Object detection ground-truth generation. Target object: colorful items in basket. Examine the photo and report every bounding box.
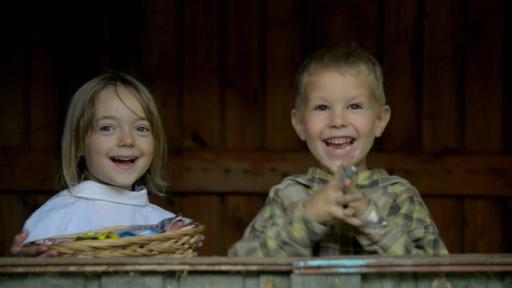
[26,216,191,246]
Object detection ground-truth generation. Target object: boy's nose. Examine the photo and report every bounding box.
[118,131,135,146]
[329,110,347,128]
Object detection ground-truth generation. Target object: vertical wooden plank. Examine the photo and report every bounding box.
[224,0,264,149]
[365,274,417,288]
[306,0,378,54]
[422,0,464,151]
[0,194,35,256]
[382,0,421,152]
[504,1,512,153]
[504,199,512,253]
[0,275,93,288]
[416,274,453,288]
[101,274,163,288]
[464,198,504,253]
[464,0,504,152]
[163,275,179,288]
[142,1,183,151]
[100,1,144,75]
[53,3,109,113]
[292,274,361,288]
[223,195,266,252]
[265,0,304,150]
[423,197,464,253]
[179,194,223,256]
[29,47,58,148]
[183,0,221,149]
[0,48,27,147]
[258,274,291,288]
[179,274,244,288]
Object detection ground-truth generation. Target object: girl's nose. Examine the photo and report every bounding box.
[118,131,135,146]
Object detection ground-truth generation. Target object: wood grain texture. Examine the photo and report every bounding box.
[183,0,222,149]
[142,0,183,151]
[464,198,505,253]
[1,149,510,197]
[224,0,264,149]
[223,194,266,251]
[423,197,463,253]
[382,0,421,152]
[464,0,504,152]
[264,0,304,150]
[423,0,465,151]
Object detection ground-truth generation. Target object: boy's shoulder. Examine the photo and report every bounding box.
[363,168,422,199]
[267,172,311,201]
[267,167,330,203]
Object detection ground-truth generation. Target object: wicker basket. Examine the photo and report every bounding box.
[45,224,204,258]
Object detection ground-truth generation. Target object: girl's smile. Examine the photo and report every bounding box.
[83,85,154,190]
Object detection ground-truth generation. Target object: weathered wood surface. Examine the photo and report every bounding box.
[1,255,511,288]
[1,149,511,196]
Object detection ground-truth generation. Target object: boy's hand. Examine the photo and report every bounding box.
[10,230,58,257]
[304,164,369,226]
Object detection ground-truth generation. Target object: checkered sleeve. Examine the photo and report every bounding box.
[228,180,327,257]
[355,183,449,256]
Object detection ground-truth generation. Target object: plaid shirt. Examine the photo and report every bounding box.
[228,167,448,257]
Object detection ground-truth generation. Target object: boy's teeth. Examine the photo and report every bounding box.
[327,138,350,145]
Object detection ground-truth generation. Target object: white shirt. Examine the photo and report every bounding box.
[23,180,175,243]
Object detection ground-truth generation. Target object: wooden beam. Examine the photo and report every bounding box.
[0,148,511,196]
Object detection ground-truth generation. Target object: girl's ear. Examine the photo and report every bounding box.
[374,105,391,137]
[291,109,306,141]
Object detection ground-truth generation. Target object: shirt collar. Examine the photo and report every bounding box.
[302,166,390,191]
[68,180,149,206]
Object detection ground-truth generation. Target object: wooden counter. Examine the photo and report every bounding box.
[1,254,511,287]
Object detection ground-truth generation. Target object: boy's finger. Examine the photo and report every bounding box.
[339,193,364,205]
[343,207,355,216]
[328,163,345,187]
[345,217,362,227]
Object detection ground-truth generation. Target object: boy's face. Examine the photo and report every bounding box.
[291,70,390,173]
[83,86,155,190]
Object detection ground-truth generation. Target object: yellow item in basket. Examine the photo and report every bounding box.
[76,231,120,240]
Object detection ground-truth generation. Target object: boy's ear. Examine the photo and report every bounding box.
[291,109,306,141]
[374,105,391,137]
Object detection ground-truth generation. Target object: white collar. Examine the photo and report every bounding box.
[68,180,149,206]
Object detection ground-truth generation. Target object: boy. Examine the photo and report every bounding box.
[228,43,448,256]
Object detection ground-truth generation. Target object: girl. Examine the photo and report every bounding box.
[11,72,184,256]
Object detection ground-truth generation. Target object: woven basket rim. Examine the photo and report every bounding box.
[49,224,205,249]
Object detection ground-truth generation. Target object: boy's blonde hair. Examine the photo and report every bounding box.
[294,43,386,112]
[60,72,167,195]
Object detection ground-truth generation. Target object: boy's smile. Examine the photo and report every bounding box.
[292,70,390,173]
[83,86,154,190]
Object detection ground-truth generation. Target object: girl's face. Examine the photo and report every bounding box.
[83,86,154,190]
[292,70,390,173]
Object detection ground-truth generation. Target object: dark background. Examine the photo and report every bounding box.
[0,0,510,256]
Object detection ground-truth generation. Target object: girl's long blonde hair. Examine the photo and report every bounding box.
[60,72,167,195]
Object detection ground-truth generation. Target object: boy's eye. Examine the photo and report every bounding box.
[347,103,363,110]
[313,104,329,111]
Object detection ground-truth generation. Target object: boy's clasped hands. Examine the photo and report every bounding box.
[304,163,367,227]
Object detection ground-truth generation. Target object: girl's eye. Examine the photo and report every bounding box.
[313,104,329,111]
[99,125,115,132]
[136,125,151,133]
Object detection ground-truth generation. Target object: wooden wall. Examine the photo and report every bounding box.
[0,0,510,256]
